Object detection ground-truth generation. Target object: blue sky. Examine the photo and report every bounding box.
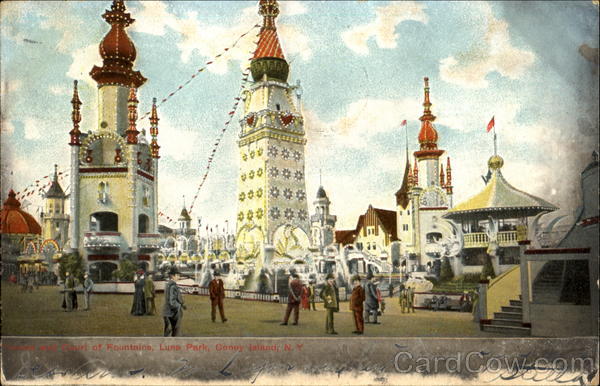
[1,1,598,230]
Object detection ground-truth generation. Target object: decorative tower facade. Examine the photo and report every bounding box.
[42,165,70,250]
[310,186,337,253]
[395,78,455,273]
[236,0,310,266]
[70,0,160,277]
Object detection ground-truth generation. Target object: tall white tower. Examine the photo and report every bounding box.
[236,0,310,266]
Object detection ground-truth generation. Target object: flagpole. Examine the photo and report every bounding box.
[493,120,497,156]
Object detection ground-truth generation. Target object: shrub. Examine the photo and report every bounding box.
[112,258,137,282]
[439,256,454,282]
[481,254,496,280]
[58,252,85,283]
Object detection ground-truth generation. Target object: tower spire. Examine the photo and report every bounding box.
[149,97,160,158]
[413,158,419,186]
[69,80,82,146]
[251,0,288,82]
[440,164,445,187]
[446,157,453,194]
[414,77,444,158]
[126,86,139,144]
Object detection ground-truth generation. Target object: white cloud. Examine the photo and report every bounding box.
[23,117,42,140]
[279,1,308,17]
[49,84,71,96]
[341,2,428,55]
[132,1,311,74]
[439,4,535,89]
[305,97,421,148]
[67,44,102,85]
[39,10,83,53]
[157,116,199,161]
[1,79,22,95]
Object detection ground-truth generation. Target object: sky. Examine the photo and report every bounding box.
[1,0,598,231]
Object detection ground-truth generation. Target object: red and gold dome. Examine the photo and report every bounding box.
[90,1,146,88]
[0,190,42,235]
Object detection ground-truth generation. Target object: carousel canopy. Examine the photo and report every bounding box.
[444,155,558,222]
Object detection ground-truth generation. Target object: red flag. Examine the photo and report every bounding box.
[401,120,407,126]
[486,116,495,132]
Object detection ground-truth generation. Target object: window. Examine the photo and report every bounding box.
[90,212,118,232]
[276,103,281,111]
[138,214,150,234]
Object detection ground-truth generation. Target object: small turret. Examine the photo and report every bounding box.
[69,80,82,146]
[126,86,139,144]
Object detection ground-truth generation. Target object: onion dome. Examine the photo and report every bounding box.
[316,186,328,199]
[45,165,66,199]
[414,77,444,159]
[90,1,146,88]
[251,0,289,82]
[1,190,42,235]
[444,155,558,221]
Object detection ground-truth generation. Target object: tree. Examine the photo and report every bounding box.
[481,254,496,280]
[439,256,454,282]
[58,252,85,283]
[112,258,137,282]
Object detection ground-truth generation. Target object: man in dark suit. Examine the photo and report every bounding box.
[350,275,365,334]
[209,270,227,323]
[320,273,339,334]
[163,267,186,336]
[281,273,302,325]
[364,272,379,324]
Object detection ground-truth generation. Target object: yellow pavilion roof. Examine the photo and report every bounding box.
[445,155,558,221]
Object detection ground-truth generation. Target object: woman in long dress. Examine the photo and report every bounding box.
[131,272,146,316]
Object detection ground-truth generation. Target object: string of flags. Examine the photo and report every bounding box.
[15,171,69,201]
[188,64,253,215]
[186,27,262,215]
[138,24,261,122]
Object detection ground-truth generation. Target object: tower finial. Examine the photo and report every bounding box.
[258,0,280,30]
[420,77,436,122]
[69,80,82,146]
[53,164,58,181]
[126,86,139,144]
[150,97,160,158]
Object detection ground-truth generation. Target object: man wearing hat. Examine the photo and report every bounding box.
[209,270,227,323]
[319,273,339,334]
[364,272,379,324]
[83,272,94,311]
[144,272,156,315]
[350,275,365,334]
[281,273,303,325]
[163,267,186,336]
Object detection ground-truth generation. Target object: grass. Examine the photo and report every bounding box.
[2,284,490,337]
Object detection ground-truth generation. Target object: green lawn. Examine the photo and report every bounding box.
[2,284,489,337]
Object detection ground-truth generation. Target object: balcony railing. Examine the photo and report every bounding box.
[83,231,122,250]
[463,231,519,249]
[138,233,162,249]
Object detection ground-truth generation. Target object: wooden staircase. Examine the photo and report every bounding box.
[482,297,531,336]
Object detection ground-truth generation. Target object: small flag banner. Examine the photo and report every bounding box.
[487,116,495,133]
[401,119,407,126]
[138,24,260,122]
[187,64,254,215]
[15,171,69,201]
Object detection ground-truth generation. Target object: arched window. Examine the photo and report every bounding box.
[98,182,109,204]
[138,214,150,234]
[90,212,118,232]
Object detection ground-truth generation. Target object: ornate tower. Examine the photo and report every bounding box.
[42,165,70,249]
[236,0,310,265]
[70,0,160,276]
[310,186,337,252]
